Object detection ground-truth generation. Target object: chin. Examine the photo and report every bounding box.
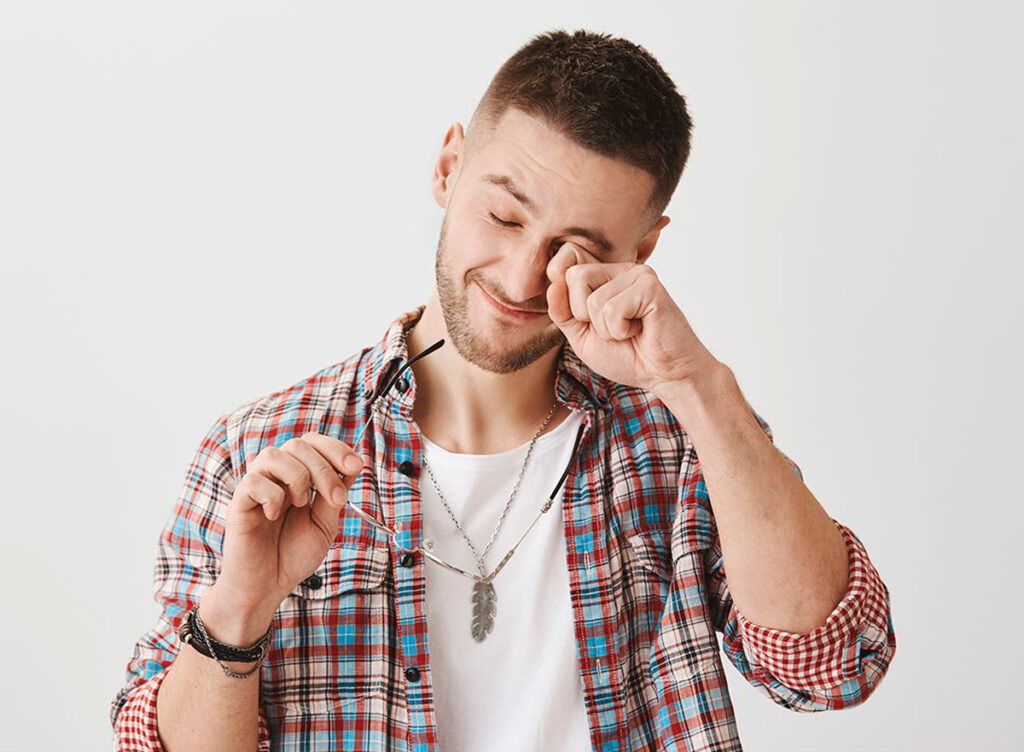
[457,307,564,374]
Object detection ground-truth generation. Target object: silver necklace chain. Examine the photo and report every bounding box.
[422,399,560,569]
[420,399,561,641]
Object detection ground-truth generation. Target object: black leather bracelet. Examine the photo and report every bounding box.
[178,604,272,663]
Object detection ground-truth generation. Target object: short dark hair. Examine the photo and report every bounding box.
[470,29,693,216]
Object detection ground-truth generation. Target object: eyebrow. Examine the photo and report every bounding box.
[480,173,616,256]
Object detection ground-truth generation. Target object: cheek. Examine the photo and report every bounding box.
[447,217,509,273]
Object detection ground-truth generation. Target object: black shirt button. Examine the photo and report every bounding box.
[396,377,409,392]
[398,460,416,477]
[302,573,323,589]
[405,666,421,682]
[399,551,416,568]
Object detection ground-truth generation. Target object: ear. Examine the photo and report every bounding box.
[432,122,465,209]
[635,214,670,265]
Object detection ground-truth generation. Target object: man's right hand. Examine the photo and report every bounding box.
[210,433,366,627]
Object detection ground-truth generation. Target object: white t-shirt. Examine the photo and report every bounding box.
[419,408,593,752]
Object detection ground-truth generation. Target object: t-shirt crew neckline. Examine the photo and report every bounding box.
[419,408,584,470]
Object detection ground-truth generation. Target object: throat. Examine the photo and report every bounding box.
[416,404,570,455]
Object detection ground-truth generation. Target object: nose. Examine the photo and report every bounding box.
[498,238,559,308]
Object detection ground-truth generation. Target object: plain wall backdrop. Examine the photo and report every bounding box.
[1,1,1020,749]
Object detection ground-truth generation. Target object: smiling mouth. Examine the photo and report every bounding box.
[476,282,546,319]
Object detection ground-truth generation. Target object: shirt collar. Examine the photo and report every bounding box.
[360,304,613,414]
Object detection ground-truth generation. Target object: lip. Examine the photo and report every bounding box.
[477,282,546,320]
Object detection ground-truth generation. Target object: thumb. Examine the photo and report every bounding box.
[546,276,587,347]
[546,243,588,346]
[310,453,365,527]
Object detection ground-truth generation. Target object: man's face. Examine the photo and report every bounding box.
[431,107,667,374]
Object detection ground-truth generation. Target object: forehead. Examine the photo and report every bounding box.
[468,108,655,228]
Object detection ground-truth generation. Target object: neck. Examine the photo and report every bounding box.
[404,296,569,455]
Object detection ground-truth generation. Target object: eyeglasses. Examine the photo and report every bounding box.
[331,336,587,585]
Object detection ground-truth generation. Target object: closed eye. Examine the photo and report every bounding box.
[489,212,521,228]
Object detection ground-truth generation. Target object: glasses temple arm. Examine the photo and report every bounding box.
[378,337,445,397]
[547,421,586,498]
[487,421,587,582]
[351,337,445,448]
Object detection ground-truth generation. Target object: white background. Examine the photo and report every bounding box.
[1,2,1020,749]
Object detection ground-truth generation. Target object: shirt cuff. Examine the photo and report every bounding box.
[734,518,890,692]
[112,665,172,751]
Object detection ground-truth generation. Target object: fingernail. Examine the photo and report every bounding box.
[344,455,363,473]
[332,487,346,506]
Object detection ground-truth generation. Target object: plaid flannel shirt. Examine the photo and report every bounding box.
[111,304,896,752]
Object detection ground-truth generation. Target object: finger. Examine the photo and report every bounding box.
[565,263,603,322]
[546,241,582,286]
[556,245,626,323]
[585,265,642,340]
[548,240,631,281]
[569,262,631,331]
[234,471,288,520]
[586,283,612,341]
[602,266,658,340]
[545,273,587,345]
[301,433,365,500]
[546,242,594,342]
[251,445,313,511]
[279,436,354,510]
[299,435,368,532]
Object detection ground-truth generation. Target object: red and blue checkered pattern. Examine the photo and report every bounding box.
[111,305,895,751]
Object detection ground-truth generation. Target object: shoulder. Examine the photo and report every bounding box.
[216,345,375,476]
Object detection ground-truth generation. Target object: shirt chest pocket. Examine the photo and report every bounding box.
[260,534,392,717]
[612,532,673,697]
[622,532,673,640]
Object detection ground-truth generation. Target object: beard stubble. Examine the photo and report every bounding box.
[433,213,566,375]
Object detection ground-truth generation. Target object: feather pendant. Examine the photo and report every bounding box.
[471,580,497,642]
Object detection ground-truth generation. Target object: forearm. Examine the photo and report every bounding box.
[656,363,849,634]
[155,583,277,752]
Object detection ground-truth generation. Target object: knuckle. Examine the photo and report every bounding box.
[294,465,312,489]
[314,460,336,486]
[268,481,286,504]
[236,472,254,492]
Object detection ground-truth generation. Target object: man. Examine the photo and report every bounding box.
[111,28,895,752]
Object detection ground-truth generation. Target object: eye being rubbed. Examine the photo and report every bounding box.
[488,212,520,228]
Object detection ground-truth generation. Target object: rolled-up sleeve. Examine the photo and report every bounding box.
[706,407,897,711]
[112,664,272,752]
[731,519,896,701]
